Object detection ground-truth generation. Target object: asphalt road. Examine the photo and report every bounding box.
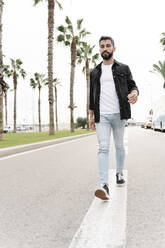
[0,127,164,248]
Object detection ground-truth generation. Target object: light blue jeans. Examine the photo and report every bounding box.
[95,113,126,185]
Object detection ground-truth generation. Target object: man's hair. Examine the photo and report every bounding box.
[99,36,115,47]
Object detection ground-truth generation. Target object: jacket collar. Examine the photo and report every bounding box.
[95,59,120,72]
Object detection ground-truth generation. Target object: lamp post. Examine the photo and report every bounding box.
[147,83,153,121]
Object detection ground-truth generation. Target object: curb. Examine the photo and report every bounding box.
[0,132,96,158]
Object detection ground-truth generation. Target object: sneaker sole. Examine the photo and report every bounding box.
[116,182,126,187]
[94,189,109,200]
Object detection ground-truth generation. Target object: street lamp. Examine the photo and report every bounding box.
[147,83,153,121]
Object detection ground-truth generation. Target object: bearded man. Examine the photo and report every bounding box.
[89,36,139,200]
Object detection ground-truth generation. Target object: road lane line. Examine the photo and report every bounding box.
[69,169,128,248]
[124,128,128,155]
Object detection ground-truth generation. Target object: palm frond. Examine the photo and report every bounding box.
[33,0,43,6]
[65,16,72,25]
[151,61,165,81]
[77,19,83,30]
[77,58,83,64]
[77,48,82,57]
[82,66,86,74]
[55,0,63,9]
[10,58,15,69]
[57,25,65,33]
[160,32,165,51]
[88,45,94,55]
[20,69,26,79]
[57,34,65,42]
[68,24,74,36]
[65,41,70,46]
[66,34,71,40]
[16,59,22,66]
[74,36,79,45]
[53,78,61,85]
[30,78,37,88]
[79,29,90,38]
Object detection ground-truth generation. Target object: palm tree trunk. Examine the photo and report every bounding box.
[0,84,2,138]
[163,81,165,89]
[54,86,58,131]
[48,0,55,135]
[38,87,41,132]
[0,0,4,140]
[86,58,90,130]
[13,71,17,133]
[70,38,76,132]
[4,91,7,125]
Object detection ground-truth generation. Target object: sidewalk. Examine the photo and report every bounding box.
[0,132,96,158]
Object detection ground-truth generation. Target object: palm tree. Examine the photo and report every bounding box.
[0,0,4,140]
[150,61,165,89]
[45,77,61,131]
[34,0,62,136]
[77,42,99,130]
[30,73,47,132]
[160,32,165,51]
[52,78,61,132]
[4,59,26,133]
[57,16,90,132]
[3,82,10,126]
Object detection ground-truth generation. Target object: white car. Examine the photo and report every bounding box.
[3,125,13,133]
[16,126,26,132]
[152,115,165,132]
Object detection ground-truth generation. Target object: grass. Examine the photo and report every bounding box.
[0,129,95,149]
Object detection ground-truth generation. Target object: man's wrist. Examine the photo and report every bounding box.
[131,90,138,96]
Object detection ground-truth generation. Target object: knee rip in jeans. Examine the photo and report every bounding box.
[98,144,109,153]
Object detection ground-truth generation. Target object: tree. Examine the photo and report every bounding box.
[77,42,99,130]
[160,32,165,51]
[34,0,62,135]
[150,61,165,89]
[0,0,4,140]
[3,82,10,126]
[30,73,47,132]
[76,117,87,129]
[57,16,90,132]
[52,78,61,132]
[45,77,61,131]
[4,59,26,133]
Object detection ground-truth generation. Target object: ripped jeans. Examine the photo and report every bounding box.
[95,113,126,185]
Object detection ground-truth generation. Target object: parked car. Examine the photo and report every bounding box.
[144,121,152,129]
[16,126,26,132]
[127,118,136,126]
[3,125,13,133]
[152,115,165,132]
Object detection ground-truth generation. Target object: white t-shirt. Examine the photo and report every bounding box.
[100,63,120,114]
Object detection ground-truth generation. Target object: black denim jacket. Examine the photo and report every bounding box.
[89,59,139,123]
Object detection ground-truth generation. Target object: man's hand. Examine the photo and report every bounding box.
[89,117,96,130]
[127,90,138,104]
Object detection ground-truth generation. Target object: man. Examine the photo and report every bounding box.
[89,36,139,201]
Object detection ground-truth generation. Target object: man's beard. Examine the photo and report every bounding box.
[101,51,113,60]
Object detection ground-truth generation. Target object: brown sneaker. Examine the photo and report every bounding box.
[95,184,110,200]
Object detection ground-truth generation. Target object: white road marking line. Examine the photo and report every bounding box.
[124,128,128,155]
[69,169,128,248]
[0,134,95,161]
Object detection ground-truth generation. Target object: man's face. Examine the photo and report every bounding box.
[99,39,116,60]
